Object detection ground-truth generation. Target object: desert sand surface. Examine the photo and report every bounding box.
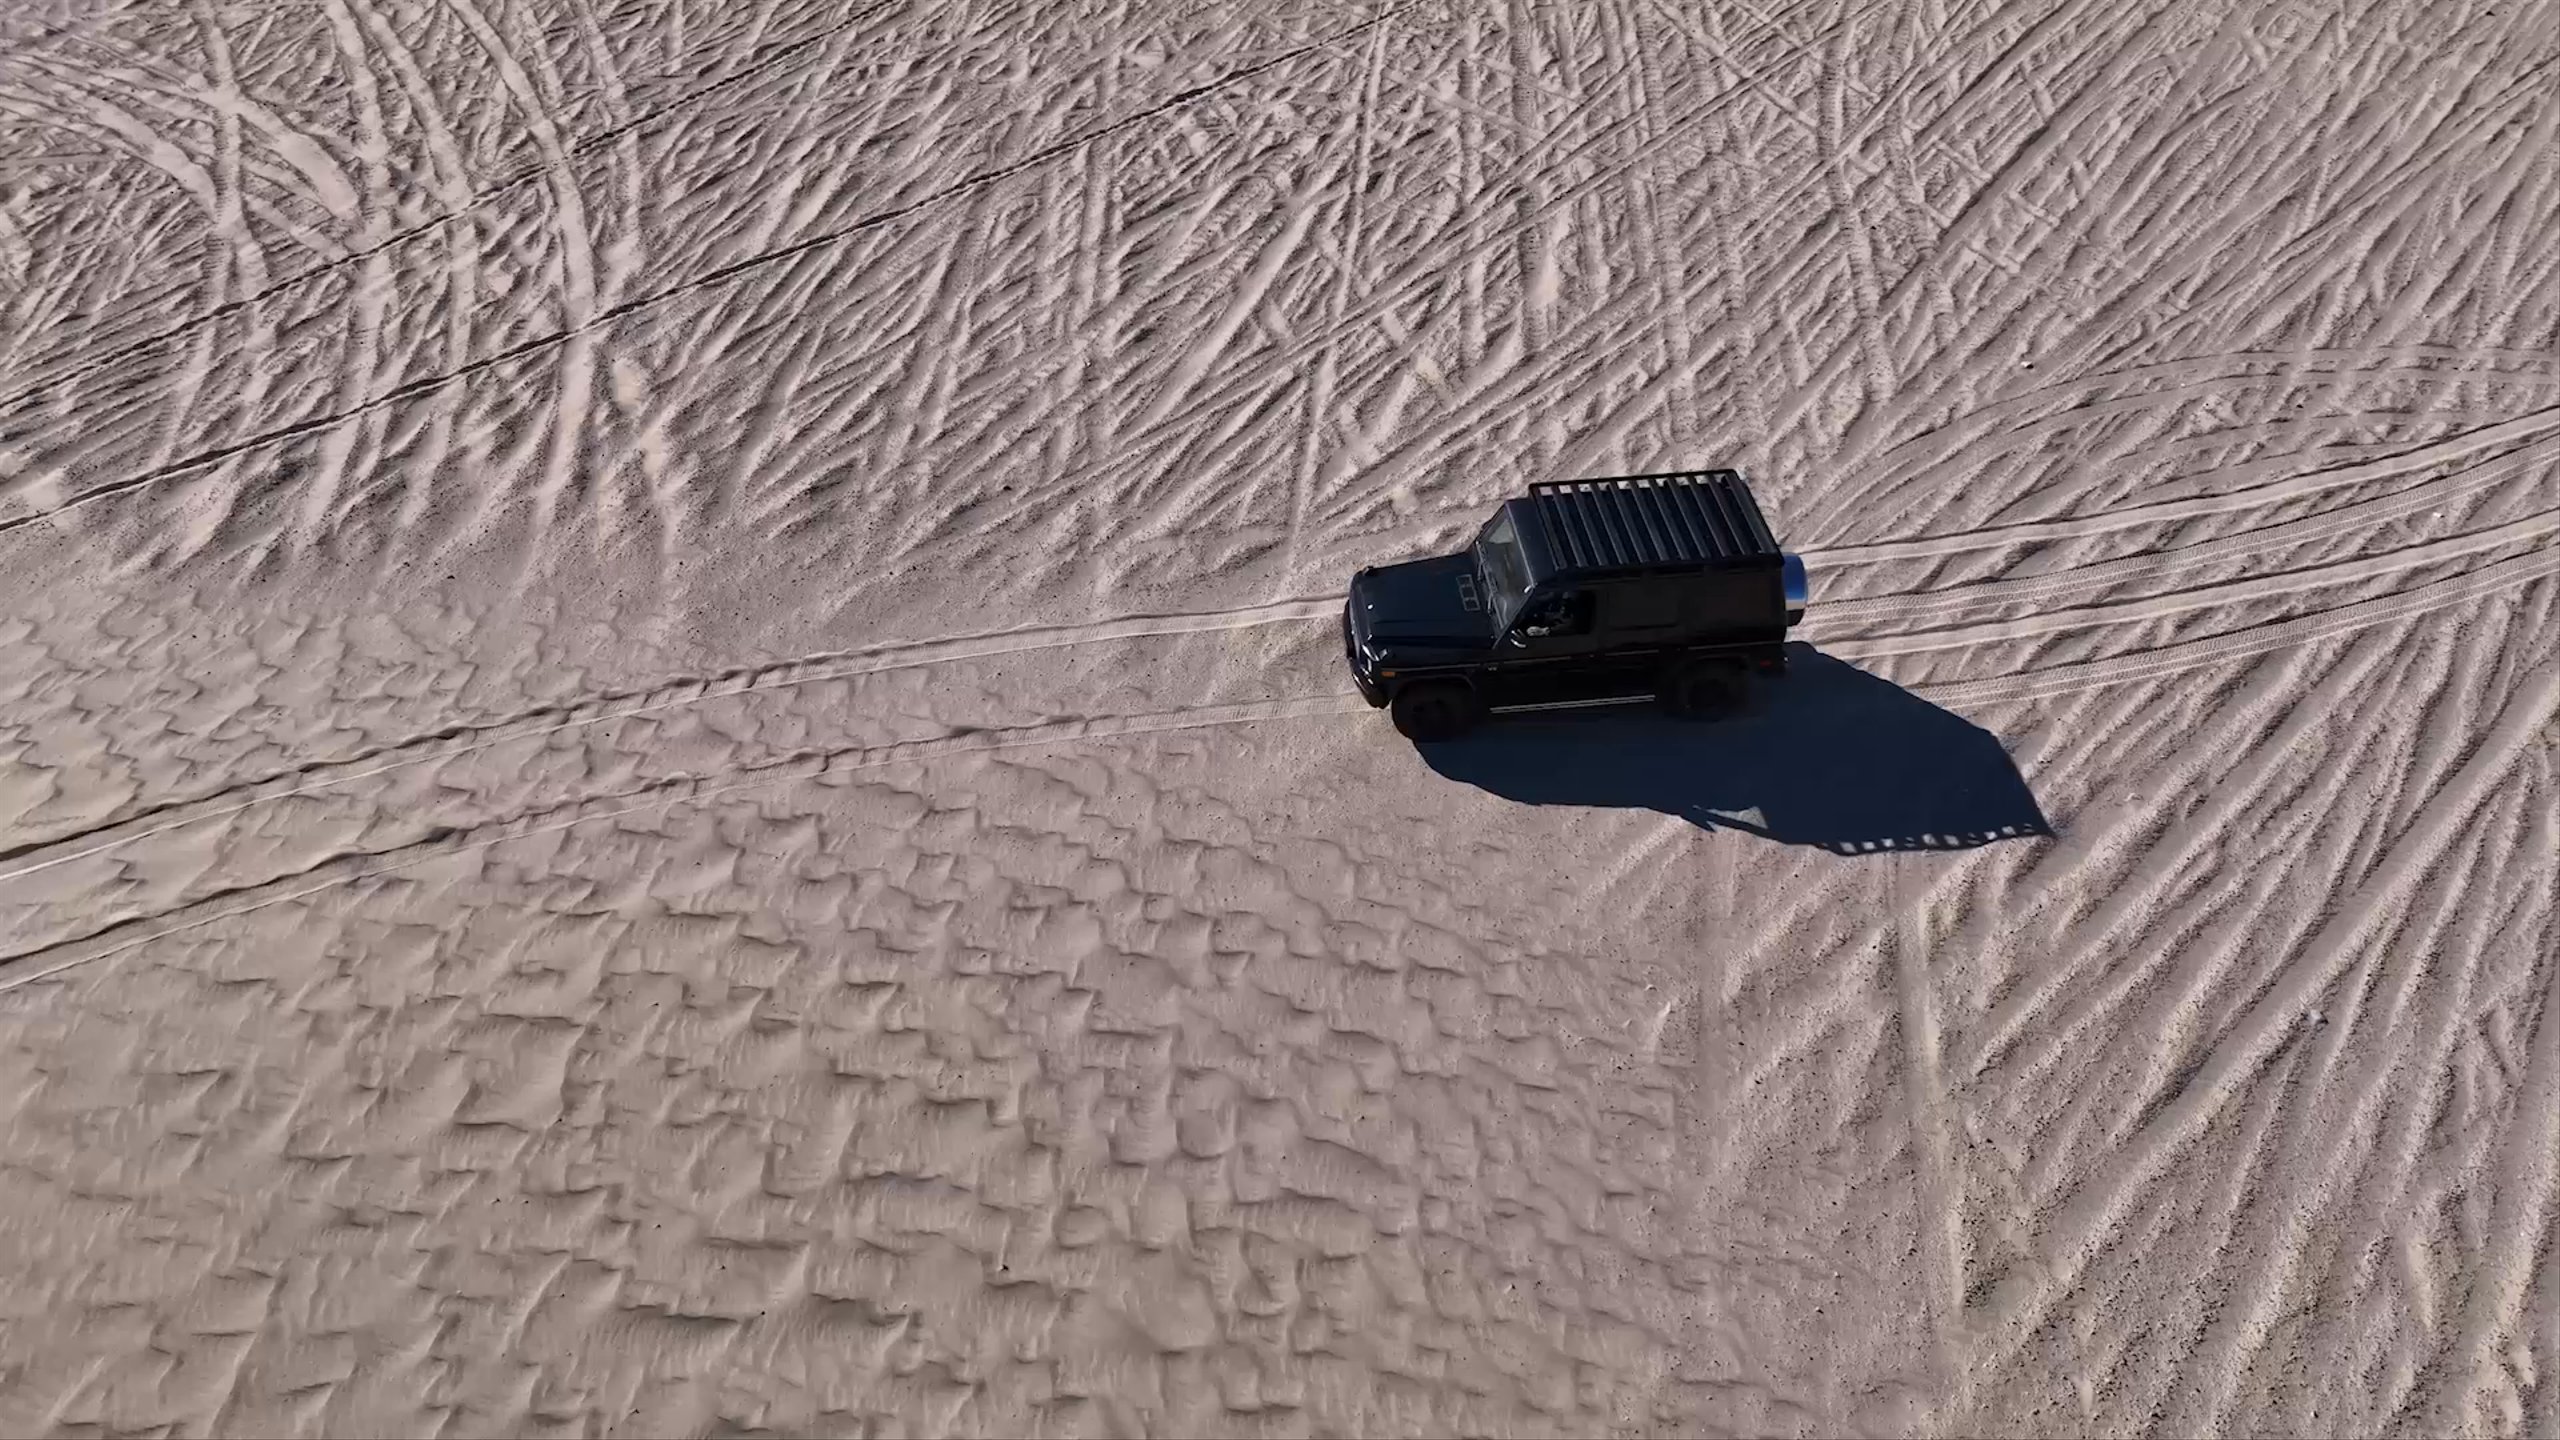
[3,0,2558,1435]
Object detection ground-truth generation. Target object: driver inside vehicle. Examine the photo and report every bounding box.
[1516,591,1587,639]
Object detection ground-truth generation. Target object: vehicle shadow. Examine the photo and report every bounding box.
[1414,645,2052,855]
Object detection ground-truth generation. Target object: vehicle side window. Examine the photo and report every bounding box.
[1604,582,1680,633]
[1684,570,1776,635]
[1514,589,1593,640]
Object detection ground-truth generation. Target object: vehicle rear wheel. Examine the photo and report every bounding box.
[1390,681,1480,742]
[1661,658,1748,720]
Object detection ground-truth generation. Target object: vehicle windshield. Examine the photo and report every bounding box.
[1472,510,1530,627]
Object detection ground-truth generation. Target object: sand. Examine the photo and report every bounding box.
[3,0,2557,1435]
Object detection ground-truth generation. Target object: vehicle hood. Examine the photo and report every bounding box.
[1349,554,1495,651]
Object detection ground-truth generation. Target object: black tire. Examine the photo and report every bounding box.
[1391,681,1480,742]
[1660,658,1748,720]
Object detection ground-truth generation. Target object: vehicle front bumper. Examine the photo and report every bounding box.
[1343,604,1385,707]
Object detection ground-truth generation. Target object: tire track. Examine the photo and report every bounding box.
[1919,541,2560,709]
[2024,637,2440,1150]
[2316,769,2543,1437]
[167,0,286,563]
[0,2,1416,539]
[1812,30,2508,525]
[1281,13,1390,588]
[0,5,119,66]
[1689,6,1777,481]
[1648,0,2042,245]
[437,0,601,559]
[1609,0,1702,449]
[291,0,398,547]
[939,25,1880,546]
[1947,630,2403,1087]
[2,0,1887,563]
[1816,0,1897,421]
[1071,23,1668,533]
[1824,388,2556,572]
[2158,783,2520,1437]
[2130,77,2556,384]
[1827,494,2560,663]
[0,689,1370,992]
[1890,853,1972,1420]
[1827,41,2560,530]
[1823,345,2560,520]
[1726,620,2349,1105]
[16,441,2560,885]
[0,71,350,272]
[2408,863,2560,1437]
[1316,6,2061,494]
[1771,0,2211,479]
[16,39,361,224]
[1966,646,2560,1382]
[1826,456,2560,629]
[1812,405,2560,619]
[1232,64,2105,525]
[1821,0,2280,480]
[338,0,482,540]
[0,0,915,406]
[0,594,1344,880]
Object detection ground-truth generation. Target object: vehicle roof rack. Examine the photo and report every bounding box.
[1524,469,1781,576]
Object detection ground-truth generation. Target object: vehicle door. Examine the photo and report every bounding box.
[1481,586,1607,708]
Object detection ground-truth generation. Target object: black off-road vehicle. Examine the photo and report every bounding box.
[1344,469,1809,741]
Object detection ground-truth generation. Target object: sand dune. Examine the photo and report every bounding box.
[4,0,2557,1435]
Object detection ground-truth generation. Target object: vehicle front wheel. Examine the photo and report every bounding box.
[1660,659,1748,720]
[1390,681,1481,742]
